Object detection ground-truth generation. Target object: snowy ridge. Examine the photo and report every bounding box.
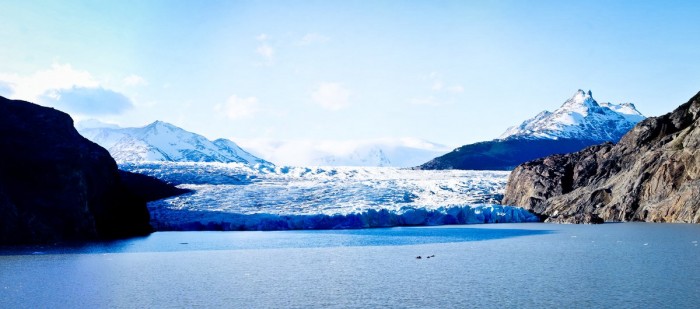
[77,120,272,166]
[499,90,645,141]
[121,162,538,230]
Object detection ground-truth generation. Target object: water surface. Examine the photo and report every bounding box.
[1,223,698,308]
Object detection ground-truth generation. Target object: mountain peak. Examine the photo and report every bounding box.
[562,89,598,109]
[148,120,173,127]
[498,89,645,141]
[77,121,272,166]
[143,120,184,133]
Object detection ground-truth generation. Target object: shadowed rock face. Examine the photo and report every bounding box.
[0,96,165,244]
[503,91,700,223]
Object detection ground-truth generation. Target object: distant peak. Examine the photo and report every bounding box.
[75,119,120,130]
[498,89,645,141]
[562,89,598,109]
[620,102,637,109]
[147,120,175,128]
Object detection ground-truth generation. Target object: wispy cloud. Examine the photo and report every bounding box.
[256,44,274,59]
[297,33,329,46]
[447,85,464,94]
[428,72,463,94]
[215,95,260,119]
[311,82,351,111]
[255,33,275,65]
[123,74,148,87]
[410,96,440,106]
[410,72,464,106]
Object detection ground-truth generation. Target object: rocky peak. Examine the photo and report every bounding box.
[561,89,598,110]
[498,89,645,141]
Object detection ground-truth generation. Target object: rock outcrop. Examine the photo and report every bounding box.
[0,96,182,244]
[503,91,700,223]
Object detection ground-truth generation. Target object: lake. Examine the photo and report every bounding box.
[1,223,698,308]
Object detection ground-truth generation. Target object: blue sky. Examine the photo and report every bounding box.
[1,0,699,148]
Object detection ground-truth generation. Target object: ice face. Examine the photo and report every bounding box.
[122,162,539,230]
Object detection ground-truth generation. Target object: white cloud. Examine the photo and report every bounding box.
[256,44,274,59]
[311,82,351,111]
[40,86,133,116]
[123,74,148,87]
[0,63,134,116]
[0,63,98,101]
[410,96,440,106]
[255,33,275,65]
[216,95,260,119]
[448,85,464,94]
[409,72,464,106]
[298,33,329,45]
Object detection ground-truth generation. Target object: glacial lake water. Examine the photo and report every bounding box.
[1,223,699,308]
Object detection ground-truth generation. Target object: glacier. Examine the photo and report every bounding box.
[121,162,539,231]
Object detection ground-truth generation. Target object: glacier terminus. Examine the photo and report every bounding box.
[122,162,538,231]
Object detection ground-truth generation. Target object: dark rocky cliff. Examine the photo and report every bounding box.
[0,96,183,244]
[503,92,700,223]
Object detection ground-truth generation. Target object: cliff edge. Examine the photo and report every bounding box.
[0,96,158,244]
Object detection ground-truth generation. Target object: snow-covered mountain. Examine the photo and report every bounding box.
[499,89,644,141]
[419,89,646,170]
[77,120,272,166]
[238,138,451,167]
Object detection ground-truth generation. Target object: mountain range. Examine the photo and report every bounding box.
[78,89,643,170]
[418,89,645,170]
[77,120,272,166]
[238,138,450,167]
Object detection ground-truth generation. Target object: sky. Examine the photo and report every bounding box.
[1,0,699,150]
